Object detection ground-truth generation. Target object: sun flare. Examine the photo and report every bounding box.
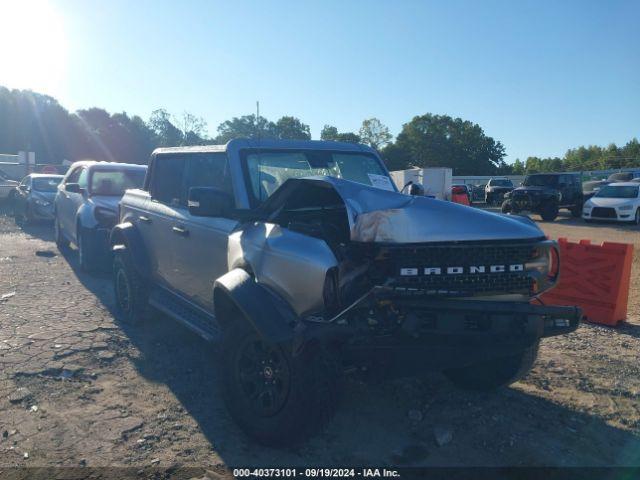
[0,0,67,95]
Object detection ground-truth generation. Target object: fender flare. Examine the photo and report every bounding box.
[213,268,295,344]
[110,222,151,279]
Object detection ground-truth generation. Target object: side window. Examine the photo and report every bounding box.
[183,153,233,198]
[77,168,88,189]
[150,156,186,206]
[66,167,82,184]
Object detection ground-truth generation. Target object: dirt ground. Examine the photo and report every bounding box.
[0,206,639,473]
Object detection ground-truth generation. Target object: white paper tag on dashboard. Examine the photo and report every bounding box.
[367,173,395,191]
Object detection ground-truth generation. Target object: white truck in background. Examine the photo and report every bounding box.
[390,167,452,200]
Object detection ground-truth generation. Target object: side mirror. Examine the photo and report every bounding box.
[408,183,425,196]
[65,183,83,194]
[19,185,29,192]
[188,187,234,218]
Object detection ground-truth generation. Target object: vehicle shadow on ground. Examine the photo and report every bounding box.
[615,321,640,339]
[60,249,640,467]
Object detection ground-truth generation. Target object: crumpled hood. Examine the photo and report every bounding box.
[89,195,120,212]
[267,176,545,243]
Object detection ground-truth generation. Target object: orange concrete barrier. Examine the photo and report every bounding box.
[451,186,470,206]
[538,238,633,326]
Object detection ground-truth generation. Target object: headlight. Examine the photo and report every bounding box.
[94,207,117,227]
[619,204,634,211]
[34,199,50,207]
[526,243,558,294]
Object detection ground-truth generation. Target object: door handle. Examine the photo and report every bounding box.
[172,225,189,237]
[138,215,151,224]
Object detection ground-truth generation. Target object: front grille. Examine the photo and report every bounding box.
[381,243,536,297]
[591,207,617,219]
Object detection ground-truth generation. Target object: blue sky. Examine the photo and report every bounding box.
[3,0,639,161]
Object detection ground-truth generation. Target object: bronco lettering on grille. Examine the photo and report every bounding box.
[399,264,524,276]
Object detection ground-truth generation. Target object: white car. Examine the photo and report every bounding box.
[582,182,640,224]
[54,161,147,271]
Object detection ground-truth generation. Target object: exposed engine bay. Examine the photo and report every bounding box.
[233,177,555,327]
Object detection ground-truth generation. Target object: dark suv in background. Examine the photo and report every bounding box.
[501,173,583,221]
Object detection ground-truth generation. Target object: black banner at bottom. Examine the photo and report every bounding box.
[1,467,639,480]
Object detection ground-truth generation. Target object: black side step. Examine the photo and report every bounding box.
[149,288,220,342]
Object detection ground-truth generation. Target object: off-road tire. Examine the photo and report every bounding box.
[113,249,149,325]
[77,226,100,272]
[220,320,340,446]
[501,200,512,214]
[54,218,70,250]
[570,205,582,218]
[444,341,540,391]
[540,202,559,221]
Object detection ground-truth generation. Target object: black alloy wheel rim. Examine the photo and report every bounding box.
[235,336,290,417]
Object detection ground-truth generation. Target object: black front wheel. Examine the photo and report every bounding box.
[540,203,559,221]
[54,218,70,250]
[501,200,512,214]
[12,200,23,223]
[635,209,640,226]
[444,342,539,391]
[77,226,100,272]
[113,249,149,324]
[221,320,339,446]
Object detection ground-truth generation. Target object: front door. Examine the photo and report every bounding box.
[144,155,187,292]
[169,153,237,309]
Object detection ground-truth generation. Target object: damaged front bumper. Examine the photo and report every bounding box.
[299,299,581,375]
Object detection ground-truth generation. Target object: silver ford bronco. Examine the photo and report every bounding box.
[111,139,580,445]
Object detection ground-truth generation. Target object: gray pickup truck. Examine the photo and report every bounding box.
[112,139,580,445]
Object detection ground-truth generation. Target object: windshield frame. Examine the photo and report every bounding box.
[239,148,394,208]
[88,167,147,197]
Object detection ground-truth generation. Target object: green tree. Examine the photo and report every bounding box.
[388,113,506,175]
[320,125,339,141]
[149,109,183,147]
[274,116,311,140]
[215,114,277,143]
[320,124,360,143]
[511,159,526,175]
[359,117,392,149]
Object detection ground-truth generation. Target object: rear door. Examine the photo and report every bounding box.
[559,174,579,206]
[170,153,237,309]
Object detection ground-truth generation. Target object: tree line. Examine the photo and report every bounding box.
[0,86,637,175]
